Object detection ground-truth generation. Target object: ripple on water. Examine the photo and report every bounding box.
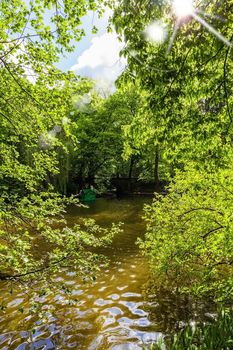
[96,315,117,329]
[64,280,76,286]
[134,317,151,327]
[118,268,125,272]
[110,343,142,350]
[94,298,113,306]
[76,309,96,319]
[53,294,67,305]
[87,294,94,300]
[72,289,84,296]
[120,300,142,310]
[66,271,76,277]
[72,321,94,332]
[104,307,123,316]
[140,331,163,344]
[117,316,151,329]
[132,309,148,317]
[7,298,24,308]
[88,334,105,350]
[121,292,141,298]
[0,199,164,349]
[0,333,13,348]
[116,286,128,291]
[23,338,56,349]
[54,276,64,282]
[108,294,120,301]
[32,324,52,341]
[117,317,133,326]
[19,331,29,339]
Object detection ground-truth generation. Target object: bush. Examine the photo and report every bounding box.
[139,166,233,301]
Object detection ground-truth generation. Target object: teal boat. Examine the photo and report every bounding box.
[80,188,96,202]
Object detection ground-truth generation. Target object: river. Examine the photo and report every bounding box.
[0,198,215,349]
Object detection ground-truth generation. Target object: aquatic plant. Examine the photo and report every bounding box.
[147,309,233,350]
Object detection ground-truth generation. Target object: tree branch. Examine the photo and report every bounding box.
[0,254,71,281]
[202,225,224,239]
[179,207,224,218]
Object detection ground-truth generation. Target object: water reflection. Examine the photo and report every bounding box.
[0,198,216,349]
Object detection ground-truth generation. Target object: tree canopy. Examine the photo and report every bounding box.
[0,0,233,304]
[0,0,121,285]
[110,0,233,300]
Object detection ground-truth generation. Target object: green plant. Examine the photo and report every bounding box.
[145,309,233,350]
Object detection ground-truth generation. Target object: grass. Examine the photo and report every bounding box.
[146,308,233,350]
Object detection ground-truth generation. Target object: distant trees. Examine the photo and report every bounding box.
[68,79,172,192]
[68,81,153,191]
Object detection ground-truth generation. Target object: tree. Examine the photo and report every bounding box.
[67,81,146,192]
[0,0,122,286]
[111,0,233,167]
[111,0,233,300]
[140,166,233,301]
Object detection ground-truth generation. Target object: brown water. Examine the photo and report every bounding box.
[0,198,214,350]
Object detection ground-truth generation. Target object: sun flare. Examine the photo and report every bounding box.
[144,21,167,44]
[143,0,231,54]
[173,0,194,18]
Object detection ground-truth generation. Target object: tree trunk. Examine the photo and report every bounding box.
[154,145,160,191]
[128,156,135,192]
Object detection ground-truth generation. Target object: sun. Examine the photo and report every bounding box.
[166,0,231,54]
[173,0,194,18]
[143,0,231,55]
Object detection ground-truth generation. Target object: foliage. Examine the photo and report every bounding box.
[0,0,103,65]
[1,0,233,309]
[147,308,233,350]
[0,55,108,283]
[139,166,233,301]
[111,0,233,300]
[0,181,121,296]
[0,0,122,286]
[111,0,233,168]
[68,81,147,191]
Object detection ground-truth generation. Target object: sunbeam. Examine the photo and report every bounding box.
[192,13,232,47]
[165,0,232,53]
[128,49,174,73]
[166,20,180,56]
[143,1,232,54]
[196,9,227,23]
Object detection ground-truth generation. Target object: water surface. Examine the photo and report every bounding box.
[0,198,215,349]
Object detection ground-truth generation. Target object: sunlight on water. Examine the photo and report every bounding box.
[0,198,216,349]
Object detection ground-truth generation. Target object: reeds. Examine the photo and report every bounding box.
[146,309,233,350]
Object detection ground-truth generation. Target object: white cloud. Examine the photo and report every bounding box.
[71,32,126,93]
[74,32,123,69]
[3,42,38,84]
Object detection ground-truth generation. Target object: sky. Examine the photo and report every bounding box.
[20,1,126,90]
[56,9,126,91]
